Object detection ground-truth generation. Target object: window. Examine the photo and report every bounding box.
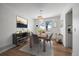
[38,20,56,31]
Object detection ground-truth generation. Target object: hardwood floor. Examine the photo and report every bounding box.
[0,40,72,56]
[53,41,72,56]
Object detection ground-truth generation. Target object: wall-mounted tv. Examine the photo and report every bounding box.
[16,16,28,28]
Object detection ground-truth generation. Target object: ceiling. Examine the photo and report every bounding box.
[2,3,72,19]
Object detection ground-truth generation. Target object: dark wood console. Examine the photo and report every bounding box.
[13,32,29,46]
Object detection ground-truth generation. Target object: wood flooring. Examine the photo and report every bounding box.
[53,41,72,56]
[0,40,72,56]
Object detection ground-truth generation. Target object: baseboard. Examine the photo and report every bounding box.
[0,44,15,54]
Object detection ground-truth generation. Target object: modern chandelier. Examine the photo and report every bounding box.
[37,10,44,20]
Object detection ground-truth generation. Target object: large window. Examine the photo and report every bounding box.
[39,20,56,31]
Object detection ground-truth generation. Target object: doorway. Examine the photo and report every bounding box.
[66,9,72,48]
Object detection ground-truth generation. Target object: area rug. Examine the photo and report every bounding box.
[20,41,53,56]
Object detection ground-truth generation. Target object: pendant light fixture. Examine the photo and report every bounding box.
[37,10,44,20]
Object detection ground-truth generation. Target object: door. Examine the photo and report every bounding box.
[66,9,72,48]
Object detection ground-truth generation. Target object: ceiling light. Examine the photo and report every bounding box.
[37,10,44,20]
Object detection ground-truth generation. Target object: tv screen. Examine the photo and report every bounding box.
[16,16,28,28]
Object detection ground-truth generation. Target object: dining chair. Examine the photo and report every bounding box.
[32,34,40,44]
[45,33,53,47]
[31,34,42,52]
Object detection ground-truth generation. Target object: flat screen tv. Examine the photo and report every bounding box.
[16,16,28,28]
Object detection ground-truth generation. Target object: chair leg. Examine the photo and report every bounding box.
[50,41,51,48]
[39,41,41,48]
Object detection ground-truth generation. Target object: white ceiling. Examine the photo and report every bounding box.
[2,3,72,19]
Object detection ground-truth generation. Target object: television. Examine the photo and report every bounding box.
[16,16,28,28]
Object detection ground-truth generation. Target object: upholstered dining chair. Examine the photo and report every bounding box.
[32,34,40,44]
[45,33,53,47]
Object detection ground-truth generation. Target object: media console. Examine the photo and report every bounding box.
[13,32,29,46]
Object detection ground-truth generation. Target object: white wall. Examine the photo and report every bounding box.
[33,19,40,34]
[0,4,16,51]
[28,18,35,33]
[72,4,79,56]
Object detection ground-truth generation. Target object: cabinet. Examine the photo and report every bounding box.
[13,32,29,46]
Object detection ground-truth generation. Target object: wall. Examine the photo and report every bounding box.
[33,19,40,34]
[27,18,35,33]
[72,4,79,56]
[0,4,16,52]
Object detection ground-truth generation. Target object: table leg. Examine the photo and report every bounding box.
[30,37,32,48]
[43,39,46,52]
